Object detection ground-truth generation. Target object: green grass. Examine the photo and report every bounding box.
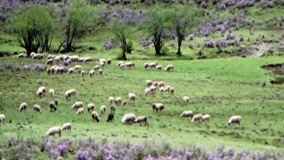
[0,56,284,153]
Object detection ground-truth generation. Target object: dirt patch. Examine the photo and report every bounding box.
[261,63,284,84]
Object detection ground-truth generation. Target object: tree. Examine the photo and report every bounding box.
[10,5,55,56]
[170,6,198,56]
[60,0,95,52]
[111,20,131,60]
[144,8,171,55]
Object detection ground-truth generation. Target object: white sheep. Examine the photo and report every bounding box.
[156,65,163,70]
[169,87,175,94]
[100,105,106,114]
[98,68,103,75]
[36,86,46,98]
[89,70,95,77]
[17,53,26,58]
[149,85,157,94]
[49,89,55,96]
[134,116,148,126]
[145,80,153,87]
[74,65,82,72]
[87,103,95,112]
[91,111,100,122]
[76,107,84,115]
[33,104,41,112]
[72,101,83,110]
[228,115,241,126]
[46,59,54,65]
[70,55,79,62]
[144,87,151,96]
[128,93,136,103]
[67,67,74,75]
[183,96,189,103]
[125,62,135,68]
[159,87,166,94]
[115,97,122,106]
[18,102,28,112]
[80,70,85,76]
[0,114,5,124]
[83,57,92,62]
[61,123,72,132]
[165,64,174,72]
[122,113,136,125]
[202,114,210,121]
[157,81,164,87]
[109,96,115,105]
[65,89,76,99]
[191,114,203,122]
[180,111,193,118]
[32,53,44,59]
[152,103,164,112]
[45,126,62,137]
[94,65,100,70]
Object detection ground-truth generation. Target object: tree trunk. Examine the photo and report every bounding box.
[154,44,162,55]
[119,39,127,60]
[177,37,182,56]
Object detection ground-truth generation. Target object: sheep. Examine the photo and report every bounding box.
[115,97,122,106]
[145,62,157,69]
[32,53,44,59]
[36,86,46,98]
[100,105,106,114]
[65,89,76,99]
[228,115,241,126]
[122,113,136,125]
[98,68,103,75]
[134,116,148,126]
[107,111,115,122]
[45,126,61,137]
[145,80,153,87]
[0,114,5,124]
[80,70,85,76]
[33,104,41,112]
[94,65,100,70]
[87,103,95,112]
[156,65,163,70]
[165,64,174,72]
[72,101,83,110]
[70,55,79,62]
[17,53,26,58]
[117,61,125,68]
[110,106,116,113]
[191,114,203,122]
[128,93,136,103]
[46,59,54,65]
[125,62,135,68]
[30,52,36,57]
[83,57,92,62]
[89,70,95,77]
[61,123,72,132]
[76,108,84,115]
[49,89,55,96]
[99,59,107,66]
[180,111,193,118]
[152,103,164,112]
[109,96,115,105]
[159,87,166,94]
[144,87,151,96]
[149,85,157,94]
[74,65,82,72]
[18,102,28,112]
[202,114,210,121]
[182,96,189,103]
[157,81,164,87]
[50,100,58,112]
[67,68,74,75]
[91,111,100,122]
[169,87,175,94]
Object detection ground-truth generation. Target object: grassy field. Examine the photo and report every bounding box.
[0,55,284,156]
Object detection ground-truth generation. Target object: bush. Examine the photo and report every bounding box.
[126,40,133,54]
[161,45,170,55]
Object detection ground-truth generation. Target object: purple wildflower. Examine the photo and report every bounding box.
[74,150,89,160]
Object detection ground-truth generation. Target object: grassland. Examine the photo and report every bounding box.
[0,55,283,155]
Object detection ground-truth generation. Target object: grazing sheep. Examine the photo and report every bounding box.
[182,96,189,103]
[76,107,84,115]
[65,89,76,99]
[94,65,100,70]
[98,68,103,75]
[100,105,106,114]
[46,59,54,65]
[33,104,41,112]
[89,70,95,77]
[159,87,166,94]
[110,106,116,113]
[83,57,92,63]
[144,87,151,96]
[50,100,58,112]
[152,103,164,112]
[191,114,203,122]
[0,114,5,124]
[91,111,100,122]
[72,101,83,110]
[180,111,193,118]
[145,80,153,87]
[74,65,82,72]
[17,53,26,58]
[149,85,157,94]
[61,123,72,132]
[18,102,28,112]
[202,114,210,121]
[107,111,115,122]
[165,64,174,72]
[128,93,136,103]
[117,61,125,68]
[45,126,61,137]
[70,55,79,62]
[37,86,46,98]
[67,68,74,75]
[157,81,164,87]
[228,115,241,126]
[49,89,55,96]
[109,96,115,105]
[87,103,95,112]
[169,87,175,94]
[156,65,162,70]
[145,62,157,69]
[80,70,85,76]
[115,97,122,106]
[125,62,135,68]
[32,53,44,59]
[122,113,136,125]
[134,116,148,126]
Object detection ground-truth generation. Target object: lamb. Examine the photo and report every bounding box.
[191,114,203,122]
[33,104,41,112]
[65,89,76,99]
[76,107,84,115]
[107,111,115,122]
[72,101,83,110]
[87,103,95,112]
[89,70,95,77]
[115,97,122,106]
[0,114,5,124]
[134,116,148,126]
[152,103,164,112]
[180,111,193,118]
[49,89,55,96]
[50,100,58,112]
[61,123,72,132]
[122,113,136,125]
[91,111,100,122]
[100,105,106,114]
[36,86,46,98]
[202,114,210,121]
[228,115,241,126]
[182,96,189,103]
[128,93,136,103]
[45,126,61,137]
[109,96,115,105]
[18,102,28,112]
[165,64,174,72]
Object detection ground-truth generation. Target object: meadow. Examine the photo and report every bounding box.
[0,55,284,159]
